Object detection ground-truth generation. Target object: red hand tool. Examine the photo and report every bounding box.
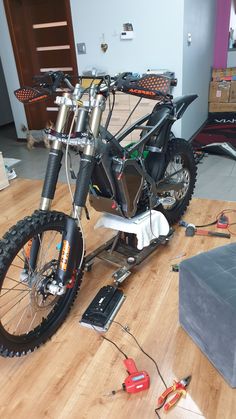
[157,375,191,411]
[217,214,229,229]
[185,224,230,238]
[123,358,150,393]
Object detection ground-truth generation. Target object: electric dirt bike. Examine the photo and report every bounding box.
[0,71,197,357]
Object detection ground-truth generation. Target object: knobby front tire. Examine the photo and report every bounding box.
[0,210,84,357]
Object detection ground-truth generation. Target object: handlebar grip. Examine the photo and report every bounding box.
[32,70,66,94]
[50,71,65,91]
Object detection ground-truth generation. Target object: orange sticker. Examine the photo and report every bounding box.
[24,239,33,259]
[59,240,70,272]
[128,88,156,96]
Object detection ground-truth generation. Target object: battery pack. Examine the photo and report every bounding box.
[79,285,125,332]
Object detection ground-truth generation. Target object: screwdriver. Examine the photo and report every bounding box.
[103,386,125,397]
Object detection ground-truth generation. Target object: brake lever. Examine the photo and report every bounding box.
[64,76,74,91]
[32,71,64,94]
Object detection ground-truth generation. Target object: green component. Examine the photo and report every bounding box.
[125,142,149,159]
[171,264,179,272]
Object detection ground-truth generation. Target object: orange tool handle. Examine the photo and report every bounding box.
[158,385,175,405]
[123,358,138,375]
[164,390,185,411]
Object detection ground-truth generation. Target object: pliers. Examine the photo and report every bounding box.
[157,375,191,412]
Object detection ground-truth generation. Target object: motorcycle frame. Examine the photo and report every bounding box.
[32,86,196,286]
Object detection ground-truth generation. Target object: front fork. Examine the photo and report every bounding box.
[27,95,69,273]
[28,93,103,287]
[55,143,95,286]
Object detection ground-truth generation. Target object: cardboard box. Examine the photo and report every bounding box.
[209,102,236,113]
[229,81,236,102]
[212,67,236,81]
[0,152,9,191]
[209,81,230,103]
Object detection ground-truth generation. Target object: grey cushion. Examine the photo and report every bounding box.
[179,243,236,387]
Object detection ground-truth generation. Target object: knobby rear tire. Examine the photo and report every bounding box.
[158,139,197,225]
[0,210,84,357]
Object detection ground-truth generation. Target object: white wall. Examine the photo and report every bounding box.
[71,0,184,88]
[0,0,216,141]
[0,1,27,138]
[70,0,185,136]
[227,50,236,66]
[182,0,216,140]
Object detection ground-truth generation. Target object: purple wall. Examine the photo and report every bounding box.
[214,0,231,68]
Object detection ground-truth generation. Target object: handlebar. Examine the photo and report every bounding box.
[14,71,177,104]
[33,70,177,94]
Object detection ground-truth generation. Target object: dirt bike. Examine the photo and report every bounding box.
[0,71,197,357]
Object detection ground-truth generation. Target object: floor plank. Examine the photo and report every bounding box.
[0,178,236,419]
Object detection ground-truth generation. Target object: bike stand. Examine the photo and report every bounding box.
[84,229,173,286]
[80,229,173,332]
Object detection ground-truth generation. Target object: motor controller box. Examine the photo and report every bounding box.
[80,285,125,332]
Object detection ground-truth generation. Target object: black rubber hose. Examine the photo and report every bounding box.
[73,155,95,207]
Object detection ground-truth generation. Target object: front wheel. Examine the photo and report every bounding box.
[0,210,84,357]
[157,138,197,224]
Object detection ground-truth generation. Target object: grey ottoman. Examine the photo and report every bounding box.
[179,243,236,387]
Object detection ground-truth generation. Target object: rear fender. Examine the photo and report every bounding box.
[173,95,198,119]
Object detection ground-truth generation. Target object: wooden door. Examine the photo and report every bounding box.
[4,0,78,129]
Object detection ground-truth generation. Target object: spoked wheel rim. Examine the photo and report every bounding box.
[162,154,190,210]
[0,229,63,337]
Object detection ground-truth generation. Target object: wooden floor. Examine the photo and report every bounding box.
[0,178,236,419]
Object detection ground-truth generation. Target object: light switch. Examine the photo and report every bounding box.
[77,43,86,54]
[187,33,192,46]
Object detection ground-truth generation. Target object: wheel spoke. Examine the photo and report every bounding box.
[1,290,31,320]
[3,301,34,331]
[26,312,37,335]
[16,253,25,263]
[37,231,58,270]
[14,303,32,334]
[11,263,24,269]
[5,275,29,287]
[1,287,29,295]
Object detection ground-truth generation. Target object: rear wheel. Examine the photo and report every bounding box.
[0,210,84,357]
[157,139,197,224]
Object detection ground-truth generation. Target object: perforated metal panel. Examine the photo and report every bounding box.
[124,75,171,100]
